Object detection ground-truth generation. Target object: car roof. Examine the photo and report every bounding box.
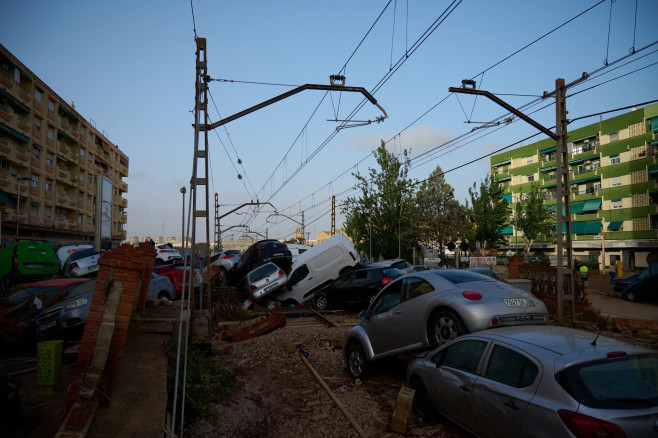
[25,278,90,287]
[465,325,653,367]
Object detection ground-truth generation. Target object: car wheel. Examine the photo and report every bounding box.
[0,276,10,292]
[409,375,438,421]
[314,295,329,311]
[429,310,466,347]
[339,266,353,276]
[626,290,636,302]
[157,291,171,301]
[345,342,369,379]
[154,259,164,266]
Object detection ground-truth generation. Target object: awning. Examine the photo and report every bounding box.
[492,159,511,167]
[649,165,658,175]
[584,220,601,234]
[31,202,41,207]
[56,154,68,162]
[19,69,32,81]
[502,193,512,203]
[570,176,601,185]
[33,144,42,151]
[569,156,597,165]
[652,116,658,134]
[652,141,658,146]
[58,104,79,123]
[0,88,30,113]
[550,204,565,215]
[607,221,623,230]
[611,198,622,202]
[57,129,71,140]
[501,226,513,235]
[8,193,27,202]
[496,176,511,182]
[540,166,556,173]
[570,202,585,214]
[0,122,29,143]
[609,153,619,158]
[539,146,556,154]
[583,198,602,212]
[541,184,556,189]
[569,133,598,143]
[571,222,585,234]
[0,191,8,205]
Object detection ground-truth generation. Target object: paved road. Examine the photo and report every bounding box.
[586,273,658,322]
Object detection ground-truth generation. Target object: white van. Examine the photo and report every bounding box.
[275,233,361,305]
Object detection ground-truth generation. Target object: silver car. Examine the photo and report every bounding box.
[343,269,548,379]
[146,273,177,301]
[406,325,658,438]
[245,262,288,301]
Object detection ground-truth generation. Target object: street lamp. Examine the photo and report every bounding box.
[180,187,186,248]
[15,175,32,240]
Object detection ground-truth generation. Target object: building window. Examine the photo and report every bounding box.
[35,88,43,102]
[33,117,41,132]
[611,176,622,187]
[579,184,587,195]
[89,133,93,143]
[46,155,52,165]
[610,156,620,165]
[611,199,623,209]
[527,156,534,164]
[47,127,54,139]
[31,175,38,187]
[79,171,84,181]
[87,195,92,205]
[527,175,534,182]
[45,180,52,191]
[87,175,92,184]
[32,146,40,159]
[80,148,85,158]
[48,100,55,112]
[78,214,83,224]
[609,131,619,142]
[45,206,51,218]
[30,204,38,216]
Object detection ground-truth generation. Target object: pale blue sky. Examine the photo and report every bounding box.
[2,0,657,242]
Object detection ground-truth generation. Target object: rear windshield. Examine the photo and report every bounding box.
[69,248,99,261]
[249,263,278,283]
[430,270,492,284]
[558,354,658,409]
[382,267,403,278]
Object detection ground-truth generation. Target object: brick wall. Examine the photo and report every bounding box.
[63,243,152,430]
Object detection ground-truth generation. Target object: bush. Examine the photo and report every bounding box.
[165,338,242,423]
[527,253,551,267]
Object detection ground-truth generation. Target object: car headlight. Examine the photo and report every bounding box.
[65,298,88,311]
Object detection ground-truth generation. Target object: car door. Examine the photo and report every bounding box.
[399,276,436,347]
[328,272,353,305]
[471,343,540,438]
[348,270,375,305]
[366,279,407,356]
[429,339,489,432]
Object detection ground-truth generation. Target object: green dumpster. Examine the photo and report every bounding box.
[37,340,63,395]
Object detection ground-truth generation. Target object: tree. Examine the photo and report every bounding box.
[515,183,554,256]
[467,174,510,252]
[412,166,465,256]
[341,141,416,261]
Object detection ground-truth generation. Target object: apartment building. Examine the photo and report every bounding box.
[491,102,658,271]
[0,45,128,248]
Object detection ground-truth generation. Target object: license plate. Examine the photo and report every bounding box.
[503,298,534,307]
[273,253,283,257]
[39,320,57,331]
[264,282,280,293]
[26,264,43,269]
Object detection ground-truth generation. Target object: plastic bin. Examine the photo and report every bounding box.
[37,340,63,395]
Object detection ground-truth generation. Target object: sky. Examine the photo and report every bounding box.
[2,0,658,244]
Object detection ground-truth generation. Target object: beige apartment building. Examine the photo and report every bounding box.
[0,45,128,248]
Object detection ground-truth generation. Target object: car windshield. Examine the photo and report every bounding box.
[66,280,96,300]
[249,263,278,283]
[558,354,658,409]
[431,270,492,284]
[69,248,98,262]
[382,267,403,278]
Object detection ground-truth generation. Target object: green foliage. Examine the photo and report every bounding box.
[342,141,416,260]
[165,338,242,423]
[411,166,466,253]
[527,253,551,267]
[468,174,510,251]
[515,183,554,256]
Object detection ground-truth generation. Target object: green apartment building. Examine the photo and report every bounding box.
[491,102,658,271]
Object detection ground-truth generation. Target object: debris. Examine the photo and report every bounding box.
[229,314,287,342]
[390,386,415,434]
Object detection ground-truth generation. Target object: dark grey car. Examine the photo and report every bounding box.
[407,325,658,438]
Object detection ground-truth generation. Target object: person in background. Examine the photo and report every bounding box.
[608,262,616,284]
[579,263,589,282]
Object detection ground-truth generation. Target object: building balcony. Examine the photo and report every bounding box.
[43,217,53,227]
[47,110,55,123]
[45,163,54,176]
[0,139,11,155]
[33,100,43,113]
[118,164,128,177]
[66,198,76,209]
[119,181,128,192]
[46,136,54,147]
[17,87,31,105]
[0,104,12,123]
[0,71,13,89]
[15,146,28,163]
[56,168,69,182]
[30,186,39,197]
[119,197,127,208]
[56,194,68,207]
[16,115,30,135]
[119,213,127,224]
[44,191,53,201]
[28,216,40,226]
[31,155,41,169]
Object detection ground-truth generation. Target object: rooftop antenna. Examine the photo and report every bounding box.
[591,332,601,346]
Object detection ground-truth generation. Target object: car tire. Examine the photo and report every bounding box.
[345,342,369,379]
[429,310,466,347]
[0,276,10,293]
[409,375,438,421]
[154,259,164,266]
[314,295,329,311]
[339,266,353,276]
[157,291,171,302]
[625,290,636,301]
